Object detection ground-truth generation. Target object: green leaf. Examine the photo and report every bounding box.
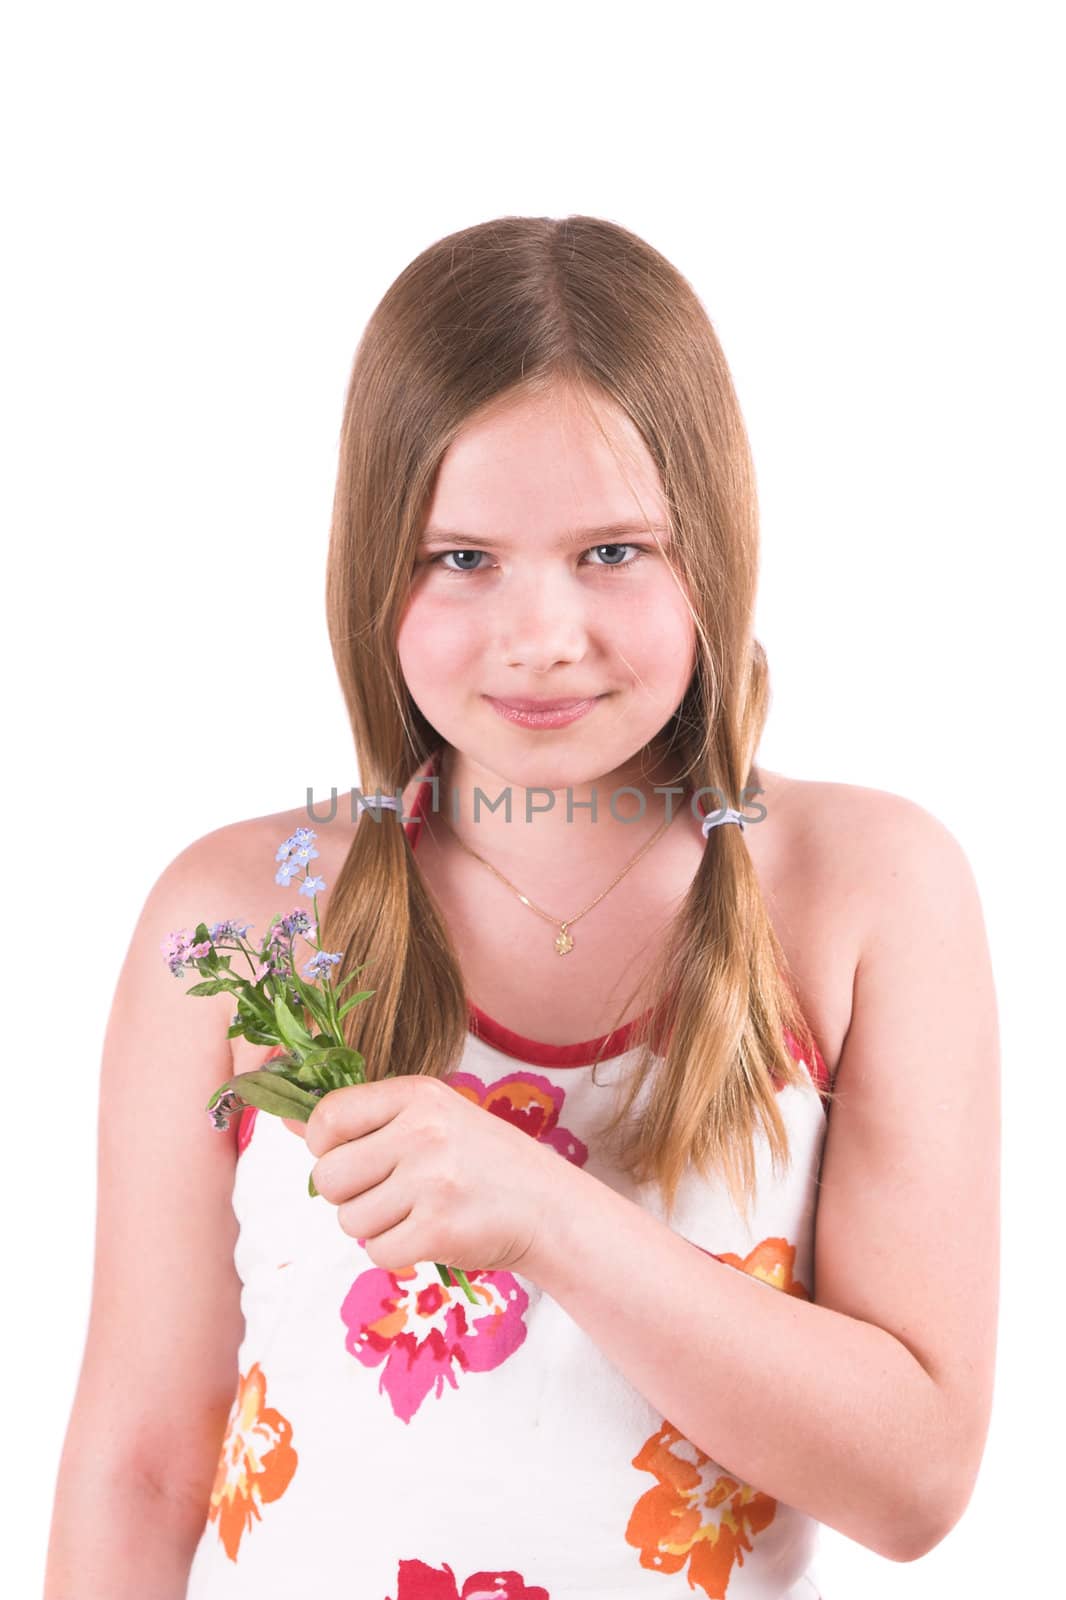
[338,989,375,1018]
[207,1068,322,1122]
[236,992,274,1026]
[286,1044,365,1093]
[296,981,332,1034]
[325,1045,366,1080]
[185,979,240,997]
[262,1051,298,1073]
[308,1170,319,1198]
[273,994,315,1055]
[290,1046,337,1081]
[242,1026,281,1047]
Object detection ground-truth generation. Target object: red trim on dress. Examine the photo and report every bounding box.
[236,768,825,1158]
[405,749,657,1069]
[406,748,830,1101]
[238,756,830,1157]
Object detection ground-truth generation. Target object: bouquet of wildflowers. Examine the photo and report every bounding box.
[161,824,476,1304]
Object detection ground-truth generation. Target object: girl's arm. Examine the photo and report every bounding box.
[44,830,251,1596]
[521,791,999,1564]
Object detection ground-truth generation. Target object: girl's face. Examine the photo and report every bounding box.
[396,382,697,798]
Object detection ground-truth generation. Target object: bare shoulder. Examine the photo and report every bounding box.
[757,767,979,945]
[187,797,360,920]
[758,764,958,842]
[750,771,988,1090]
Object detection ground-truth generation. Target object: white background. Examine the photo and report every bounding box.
[4,3,1062,1594]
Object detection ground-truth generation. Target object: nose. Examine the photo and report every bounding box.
[497,567,591,673]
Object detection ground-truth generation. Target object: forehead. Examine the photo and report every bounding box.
[424,385,668,541]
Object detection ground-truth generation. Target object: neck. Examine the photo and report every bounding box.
[421,742,696,879]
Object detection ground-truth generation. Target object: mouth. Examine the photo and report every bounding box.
[490,696,599,711]
[485,694,604,729]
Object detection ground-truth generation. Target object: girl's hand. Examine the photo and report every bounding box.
[303,1074,556,1277]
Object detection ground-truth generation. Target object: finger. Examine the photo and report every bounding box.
[310,1120,399,1205]
[280,1115,307,1140]
[305,1078,405,1159]
[336,1172,414,1255]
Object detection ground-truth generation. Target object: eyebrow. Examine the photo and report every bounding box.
[420,521,671,549]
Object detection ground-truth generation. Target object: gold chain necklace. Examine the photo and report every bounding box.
[434,805,678,955]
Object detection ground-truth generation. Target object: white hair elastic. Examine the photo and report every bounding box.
[359,789,743,836]
[701,807,746,837]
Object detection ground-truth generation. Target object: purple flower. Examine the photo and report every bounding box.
[276,826,319,864]
[274,826,313,863]
[254,954,291,983]
[274,830,326,893]
[303,949,343,981]
[208,1089,245,1131]
[299,874,326,899]
[266,912,308,951]
[161,928,194,977]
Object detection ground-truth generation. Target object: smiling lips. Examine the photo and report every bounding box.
[486,694,603,729]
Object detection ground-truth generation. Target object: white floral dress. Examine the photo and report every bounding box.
[185,768,831,1600]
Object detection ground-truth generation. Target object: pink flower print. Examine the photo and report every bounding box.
[386,1559,550,1599]
[444,1069,588,1166]
[340,1259,530,1424]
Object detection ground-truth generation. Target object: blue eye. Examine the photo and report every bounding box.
[435,549,486,574]
[588,544,642,571]
[432,543,645,576]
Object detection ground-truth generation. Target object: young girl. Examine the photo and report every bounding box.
[45,215,999,1600]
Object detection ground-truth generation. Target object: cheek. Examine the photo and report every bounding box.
[396,591,477,698]
[396,573,696,703]
[616,579,697,690]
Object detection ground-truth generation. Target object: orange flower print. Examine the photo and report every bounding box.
[205,1361,298,1561]
[712,1236,811,1300]
[627,1421,777,1595]
[626,1237,810,1592]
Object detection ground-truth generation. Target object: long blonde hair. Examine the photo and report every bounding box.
[319,214,836,1228]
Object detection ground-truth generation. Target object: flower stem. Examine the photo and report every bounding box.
[437,1263,478,1303]
[309,888,344,1043]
